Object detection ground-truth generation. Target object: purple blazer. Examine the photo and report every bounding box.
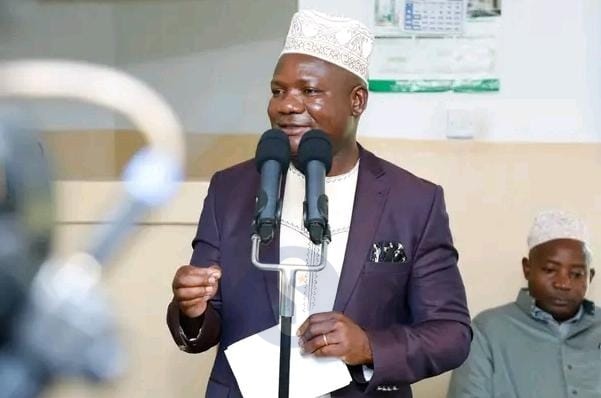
[167,146,471,397]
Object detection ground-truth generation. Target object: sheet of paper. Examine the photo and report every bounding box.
[225,324,352,397]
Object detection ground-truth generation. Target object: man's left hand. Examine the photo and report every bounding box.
[297,312,373,366]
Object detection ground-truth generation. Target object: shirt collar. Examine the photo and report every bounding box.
[532,303,583,325]
[515,288,595,324]
[288,159,360,182]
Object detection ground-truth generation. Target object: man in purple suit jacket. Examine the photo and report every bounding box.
[167,10,470,397]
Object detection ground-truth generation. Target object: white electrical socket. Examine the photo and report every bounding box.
[446,108,478,139]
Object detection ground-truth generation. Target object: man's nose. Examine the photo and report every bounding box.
[278,92,304,114]
[552,270,572,290]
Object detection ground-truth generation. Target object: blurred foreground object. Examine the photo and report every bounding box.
[0,60,185,397]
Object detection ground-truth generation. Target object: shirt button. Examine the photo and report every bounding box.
[572,389,578,395]
[567,364,573,370]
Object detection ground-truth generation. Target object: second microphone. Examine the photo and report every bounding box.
[253,128,332,245]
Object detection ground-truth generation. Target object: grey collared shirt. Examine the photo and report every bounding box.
[448,288,601,398]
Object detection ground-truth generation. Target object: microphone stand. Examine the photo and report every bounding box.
[251,233,329,398]
[0,61,184,397]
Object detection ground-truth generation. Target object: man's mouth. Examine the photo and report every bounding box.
[277,124,312,137]
[549,298,571,306]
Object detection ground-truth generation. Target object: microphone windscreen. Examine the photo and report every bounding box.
[255,129,291,171]
[297,129,332,174]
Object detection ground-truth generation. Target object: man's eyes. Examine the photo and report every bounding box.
[541,266,586,278]
[270,88,320,95]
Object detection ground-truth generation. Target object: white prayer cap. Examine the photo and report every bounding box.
[527,210,590,250]
[280,10,374,85]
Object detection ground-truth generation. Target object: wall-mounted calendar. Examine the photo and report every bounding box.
[375,0,466,37]
[371,0,502,93]
[403,0,464,35]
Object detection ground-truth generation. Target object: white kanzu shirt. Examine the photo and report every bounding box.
[279,161,360,397]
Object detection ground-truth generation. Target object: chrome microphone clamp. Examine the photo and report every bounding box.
[250,234,329,318]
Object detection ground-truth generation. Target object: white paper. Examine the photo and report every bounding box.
[225,324,352,398]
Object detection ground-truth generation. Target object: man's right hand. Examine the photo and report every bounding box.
[172,265,222,318]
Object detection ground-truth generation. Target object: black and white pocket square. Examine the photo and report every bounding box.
[369,241,407,263]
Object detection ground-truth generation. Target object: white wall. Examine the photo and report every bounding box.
[112,0,297,134]
[0,0,297,134]
[583,0,601,136]
[1,0,598,140]
[0,1,117,130]
[299,0,601,142]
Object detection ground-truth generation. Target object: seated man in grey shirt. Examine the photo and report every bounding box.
[448,210,600,398]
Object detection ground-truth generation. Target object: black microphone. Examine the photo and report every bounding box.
[253,129,290,244]
[297,130,332,245]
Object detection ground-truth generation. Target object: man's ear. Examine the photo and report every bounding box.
[590,268,595,283]
[522,257,531,280]
[350,85,368,117]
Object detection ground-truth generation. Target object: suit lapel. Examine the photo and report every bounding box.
[334,147,390,312]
